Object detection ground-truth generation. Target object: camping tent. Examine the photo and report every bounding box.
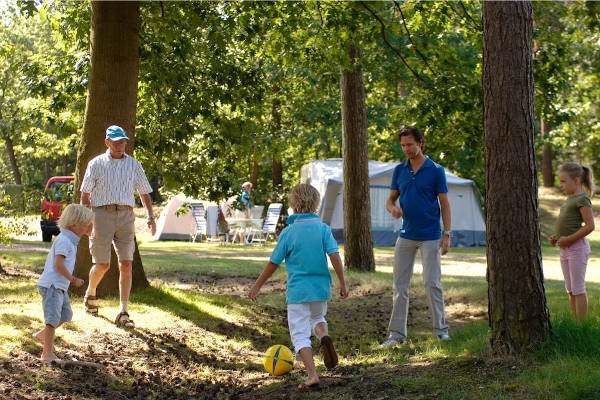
[153,194,222,241]
[153,194,201,241]
[153,194,264,241]
[300,159,486,247]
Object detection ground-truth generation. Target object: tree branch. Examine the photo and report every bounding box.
[459,1,482,31]
[359,1,428,84]
[392,0,436,76]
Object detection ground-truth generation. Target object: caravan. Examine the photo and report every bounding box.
[301,160,486,247]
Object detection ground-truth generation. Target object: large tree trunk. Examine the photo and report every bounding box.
[72,1,148,297]
[483,1,550,355]
[340,44,375,272]
[540,117,554,187]
[2,131,22,185]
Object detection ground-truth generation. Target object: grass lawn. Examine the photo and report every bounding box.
[1,187,599,399]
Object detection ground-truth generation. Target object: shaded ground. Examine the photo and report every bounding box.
[0,253,520,400]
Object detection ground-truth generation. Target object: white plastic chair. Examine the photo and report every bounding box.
[189,202,206,242]
[250,203,283,245]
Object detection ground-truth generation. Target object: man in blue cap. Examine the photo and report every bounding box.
[80,125,156,328]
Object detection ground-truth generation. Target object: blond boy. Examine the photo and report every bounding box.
[34,204,93,362]
[249,184,348,390]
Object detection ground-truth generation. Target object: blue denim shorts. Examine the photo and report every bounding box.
[39,285,73,327]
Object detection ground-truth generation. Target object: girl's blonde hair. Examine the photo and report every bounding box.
[58,204,94,229]
[289,184,320,214]
[242,182,253,190]
[559,162,595,196]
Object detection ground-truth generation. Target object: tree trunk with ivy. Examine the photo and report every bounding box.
[72,1,148,296]
[483,0,550,355]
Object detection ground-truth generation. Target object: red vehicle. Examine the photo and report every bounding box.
[40,176,74,242]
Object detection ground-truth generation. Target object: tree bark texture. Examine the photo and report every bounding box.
[340,44,375,272]
[540,117,554,187]
[483,1,550,355]
[72,1,148,296]
[2,131,22,185]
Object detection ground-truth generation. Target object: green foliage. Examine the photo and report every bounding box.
[2,0,600,204]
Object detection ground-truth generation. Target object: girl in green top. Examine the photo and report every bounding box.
[550,163,595,322]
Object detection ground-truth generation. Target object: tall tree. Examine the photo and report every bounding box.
[72,1,148,296]
[483,1,550,354]
[341,42,375,272]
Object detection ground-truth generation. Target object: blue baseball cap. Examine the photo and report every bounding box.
[105,125,129,141]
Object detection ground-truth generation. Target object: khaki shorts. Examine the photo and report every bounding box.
[90,205,135,264]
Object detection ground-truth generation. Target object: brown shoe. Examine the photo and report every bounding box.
[320,335,338,370]
[84,295,99,315]
[115,311,135,328]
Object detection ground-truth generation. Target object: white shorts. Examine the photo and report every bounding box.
[287,301,328,355]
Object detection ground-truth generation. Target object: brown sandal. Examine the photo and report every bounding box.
[84,295,99,315]
[115,312,135,328]
[320,335,338,370]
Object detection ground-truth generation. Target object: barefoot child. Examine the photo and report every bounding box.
[550,163,595,322]
[34,204,94,362]
[249,184,348,390]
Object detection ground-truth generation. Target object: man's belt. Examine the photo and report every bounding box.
[94,204,133,211]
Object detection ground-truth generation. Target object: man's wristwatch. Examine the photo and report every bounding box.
[147,215,155,221]
[442,230,452,237]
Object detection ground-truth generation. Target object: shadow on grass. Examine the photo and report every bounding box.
[133,285,268,348]
[0,352,234,399]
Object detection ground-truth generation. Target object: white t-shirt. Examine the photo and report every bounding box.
[38,229,80,291]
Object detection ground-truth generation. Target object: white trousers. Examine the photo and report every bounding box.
[287,301,328,355]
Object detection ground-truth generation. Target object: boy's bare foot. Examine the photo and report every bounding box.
[320,336,338,369]
[41,353,61,364]
[32,331,56,353]
[32,330,44,344]
[297,376,320,391]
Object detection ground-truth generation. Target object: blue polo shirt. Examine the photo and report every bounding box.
[241,190,251,211]
[270,213,339,304]
[390,157,448,241]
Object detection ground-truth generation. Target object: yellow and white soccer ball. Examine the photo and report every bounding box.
[263,344,294,376]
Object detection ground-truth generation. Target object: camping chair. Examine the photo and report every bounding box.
[189,202,206,242]
[249,203,283,245]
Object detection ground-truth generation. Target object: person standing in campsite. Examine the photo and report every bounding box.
[550,162,595,322]
[241,181,253,218]
[80,125,156,328]
[381,126,451,347]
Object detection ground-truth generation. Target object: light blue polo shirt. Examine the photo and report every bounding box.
[38,229,80,291]
[391,157,448,241]
[270,213,339,304]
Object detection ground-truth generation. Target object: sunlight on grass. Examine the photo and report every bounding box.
[2,203,600,399]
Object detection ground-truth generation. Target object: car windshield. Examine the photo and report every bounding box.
[45,181,73,202]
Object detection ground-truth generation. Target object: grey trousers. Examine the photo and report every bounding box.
[388,237,449,339]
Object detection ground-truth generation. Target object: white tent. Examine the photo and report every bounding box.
[153,194,199,241]
[153,194,221,241]
[300,159,486,247]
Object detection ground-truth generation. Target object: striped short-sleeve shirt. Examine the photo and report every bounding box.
[81,150,153,207]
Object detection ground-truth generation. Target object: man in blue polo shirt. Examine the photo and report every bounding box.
[381,126,452,347]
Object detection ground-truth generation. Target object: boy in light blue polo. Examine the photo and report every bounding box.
[249,184,348,390]
[34,204,94,363]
